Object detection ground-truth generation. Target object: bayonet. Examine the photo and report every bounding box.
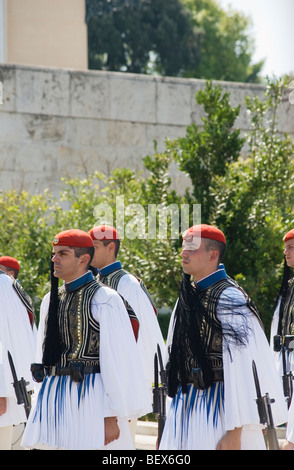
[157,343,166,387]
[153,353,159,413]
[153,344,167,446]
[8,351,31,419]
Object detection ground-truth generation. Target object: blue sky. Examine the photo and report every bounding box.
[218,0,294,78]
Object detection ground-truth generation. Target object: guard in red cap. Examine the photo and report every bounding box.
[0,255,35,326]
[159,224,287,451]
[22,229,150,450]
[0,255,35,330]
[0,264,36,449]
[181,224,226,280]
[0,256,20,279]
[89,224,165,443]
[271,229,294,450]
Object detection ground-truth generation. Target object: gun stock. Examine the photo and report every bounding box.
[252,360,280,450]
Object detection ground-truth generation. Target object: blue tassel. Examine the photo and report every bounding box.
[171,383,224,444]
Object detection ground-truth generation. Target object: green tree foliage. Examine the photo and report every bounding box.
[0,190,59,311]
[166,80,244,221]
[87,0,263,82]
[182,0,264,82]
[87,0,201,76]
[211,77,294,334]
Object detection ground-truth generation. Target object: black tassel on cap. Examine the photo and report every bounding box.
[42,259,61,367]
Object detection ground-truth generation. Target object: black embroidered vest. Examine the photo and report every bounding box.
[167,274,262,395]
[279,278,294,336]
[187,279,232,388]
[187,279,231,384]
[58,279,101,369]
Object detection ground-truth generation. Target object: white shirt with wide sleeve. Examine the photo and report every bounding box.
[115,273,165,400]
[219,287,287,440]
[0,273,36,427]
[22,284,150,450]
[160,283,288,450]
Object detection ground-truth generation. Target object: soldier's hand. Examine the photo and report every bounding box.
[216,427,242,450]
[0,397,7,416]
[104,416,120,445]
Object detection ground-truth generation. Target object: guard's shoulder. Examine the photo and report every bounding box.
[42,291,51,303]
[12,279,34,315]
[219,283,247,306]
[0,271,13,287]
[118,271,140,287]
[93,282,121,303]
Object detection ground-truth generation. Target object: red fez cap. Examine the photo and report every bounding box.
[183,224,226,245]
[53,229,94,248]
[0,256,20,271]
[89,225,119,241]
[283,229,294,243]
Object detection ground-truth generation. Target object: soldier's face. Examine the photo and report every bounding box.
[91,240,114,270]
[51,246,84,284]
[284,239,294,268]
[180,239,218,282]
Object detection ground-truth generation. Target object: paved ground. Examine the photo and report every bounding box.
[135,421,157,450]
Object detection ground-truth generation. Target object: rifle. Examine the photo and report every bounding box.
[153,344,167,445]
[7,351,31,419]
[252,360,280,450]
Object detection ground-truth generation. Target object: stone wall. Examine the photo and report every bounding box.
[0,63,293,195]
